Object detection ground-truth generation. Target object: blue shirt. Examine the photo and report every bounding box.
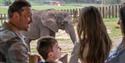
[38,61,49,63]
[106,42,125,63]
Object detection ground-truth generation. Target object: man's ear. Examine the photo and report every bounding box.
[13,12,20,19]
[48,52,54,58]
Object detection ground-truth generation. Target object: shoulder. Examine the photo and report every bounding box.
[106,45,125,63]
[8,41,28,56]
[0,27,17,42]
[118,47,125,62]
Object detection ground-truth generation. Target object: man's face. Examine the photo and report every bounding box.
[14,7,32,31]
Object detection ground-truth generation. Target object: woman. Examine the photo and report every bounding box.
[77,6,112,63]
[106,5,125,63]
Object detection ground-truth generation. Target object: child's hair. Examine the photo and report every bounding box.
[77,6,112,63]
[37,36,57,60]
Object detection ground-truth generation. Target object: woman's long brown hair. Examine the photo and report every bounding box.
[119,6,125,36]
[77,6,112,63]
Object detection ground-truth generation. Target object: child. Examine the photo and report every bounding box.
[37,36,62,63]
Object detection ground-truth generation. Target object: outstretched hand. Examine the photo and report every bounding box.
[29,54,41,63]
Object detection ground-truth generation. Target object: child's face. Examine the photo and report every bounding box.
[52,42,61,60]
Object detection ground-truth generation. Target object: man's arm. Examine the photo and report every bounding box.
[8,42,29,63]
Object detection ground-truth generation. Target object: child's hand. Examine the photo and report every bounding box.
[29,54,41,63]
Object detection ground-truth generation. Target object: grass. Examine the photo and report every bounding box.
[0,7,7,14]
[104,18,122,39]
[31,4,102,10]
[0,5,82,13]
[0,4,103,14]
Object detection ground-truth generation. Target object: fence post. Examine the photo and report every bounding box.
[105,6,108,18]
[0,14,8,26]
[102,6,105,18]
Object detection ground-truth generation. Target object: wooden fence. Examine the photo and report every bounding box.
[60,4,122,18]
[0,4,122,25]
[0,14,8,25]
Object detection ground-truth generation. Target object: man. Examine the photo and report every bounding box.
[0,1,32,63]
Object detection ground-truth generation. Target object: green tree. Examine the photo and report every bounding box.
[0,0,4,4]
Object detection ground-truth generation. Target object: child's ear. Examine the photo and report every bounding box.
[48,52,54,58]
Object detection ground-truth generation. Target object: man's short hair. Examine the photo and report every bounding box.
[8,1,31,18]
[37,36,57,60]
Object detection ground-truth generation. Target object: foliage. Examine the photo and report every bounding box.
[0,7,8,14]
